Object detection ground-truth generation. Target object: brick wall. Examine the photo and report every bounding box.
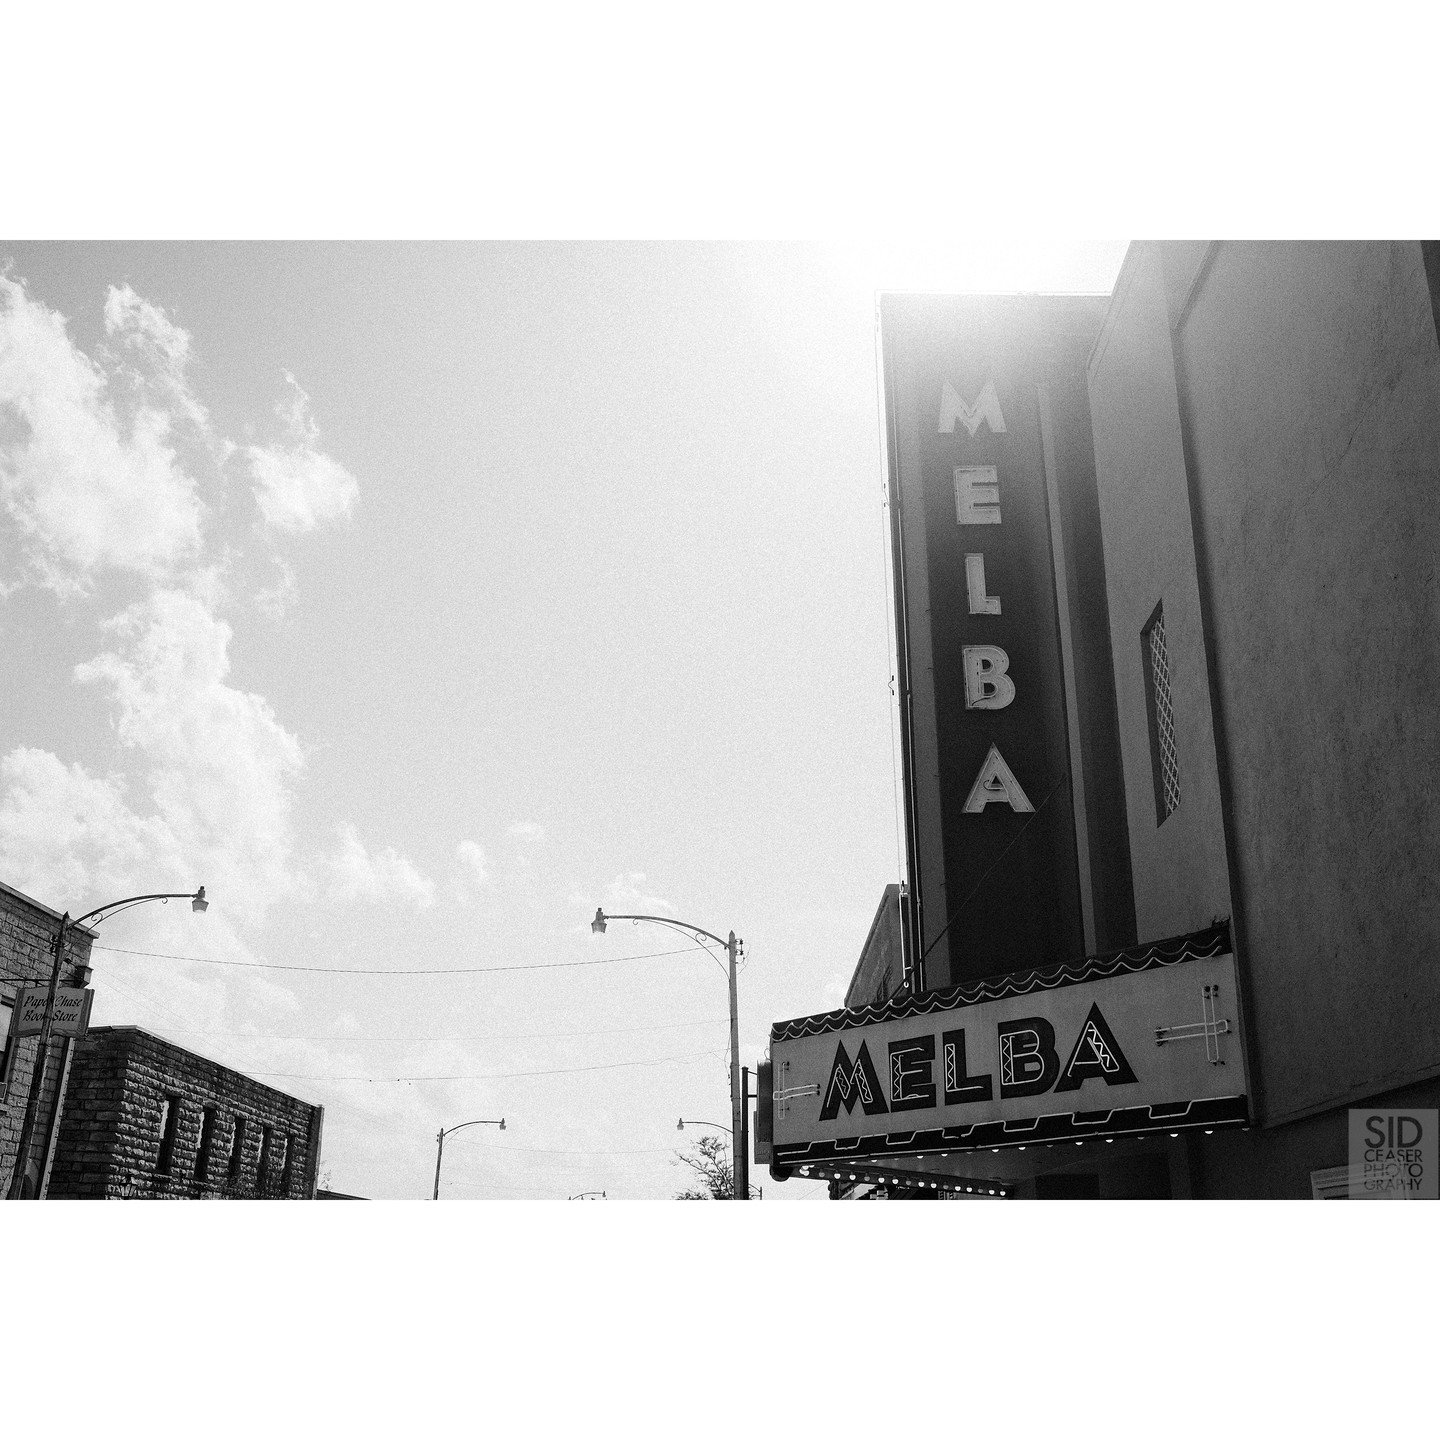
[49,1027,323,1200]
[0,881,95,1197]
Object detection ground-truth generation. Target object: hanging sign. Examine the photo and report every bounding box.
[880,293,1109,988]
[768,924,1249,1167]
[12,985,94,1039]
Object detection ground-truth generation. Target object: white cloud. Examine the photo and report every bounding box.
[594,872,675,917]
[0,272,430,1099]
[0,580,315,1035]
[0,273,205,593]
[0,747,181,905]
[104,283,192,371]
[0,284,395,932]
[247,372,357,532]
[0,742,304,1034]
[0,584,303,926]
[104,283,231,465]
[453,839,490,904]
[324,823,435,908]
[73,587,304,917]
[252,557,297,621]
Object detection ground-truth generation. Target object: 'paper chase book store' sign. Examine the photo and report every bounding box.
[768,925,1250,1166]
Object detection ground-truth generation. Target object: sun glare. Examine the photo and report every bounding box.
[821,240,1128,297]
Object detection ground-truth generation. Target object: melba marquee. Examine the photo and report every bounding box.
[768,925,1250,1167]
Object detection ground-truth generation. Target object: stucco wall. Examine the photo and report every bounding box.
[1087,247,1233,944]
[1174,241,1440,1124]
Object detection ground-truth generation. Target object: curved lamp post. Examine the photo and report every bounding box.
[568,1190,606,1200]
[592,908,747,1200]
[6,887,208,1201]
[433,1116,505,1200]
[676,1118,729,1133]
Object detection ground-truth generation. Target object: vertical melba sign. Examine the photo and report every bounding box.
[882,296,1101,989]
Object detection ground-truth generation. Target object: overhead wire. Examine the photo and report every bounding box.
[871,299,909,897]
[459,1142,678,1156]
[89,942,705,975]
[245,1049,718,1081]
[106,1015,727,1043]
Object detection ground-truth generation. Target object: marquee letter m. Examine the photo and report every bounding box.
[818,1039,890,1121]
[938,378,1007,436]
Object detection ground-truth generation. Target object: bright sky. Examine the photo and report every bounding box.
[0,240,1127,1199]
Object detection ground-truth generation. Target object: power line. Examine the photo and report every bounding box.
[89,943,702,975]
[460,1142,678,1156]
[245,1049,719,1082]
[108,1016,726,1043]
[438,1180,586,1195]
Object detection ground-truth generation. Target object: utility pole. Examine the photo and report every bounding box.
[741,1064,756,1203]
[591,908,747,1199]
[433,1116,505,1199]
[728,931,748,1201]
[6,915,70,1200]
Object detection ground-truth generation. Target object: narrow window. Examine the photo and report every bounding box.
[156,1095,181,1175]
[228,1116,247,1183]
[278,1135,293,1196]
[256,1125,274,1194]
[0,997,13,1080]
[1141,602,1182,824]
[195,1106,218,1181]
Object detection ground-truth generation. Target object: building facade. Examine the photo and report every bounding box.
[843,884,906,1011]
[768,242,1440,1200]
[0,879,95,1199]
[1084,240,1440,1196]
[48,1026,324,1200]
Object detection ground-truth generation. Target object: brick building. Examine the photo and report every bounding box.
[48,1026,324,1200]
[0,879,95,1199]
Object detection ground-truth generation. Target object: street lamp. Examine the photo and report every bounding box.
[676,1118,729,1133]
[591,907,748,1199]
[6,887,208,1201]
[568,1190,606,1200]
[433,1117,505,1200]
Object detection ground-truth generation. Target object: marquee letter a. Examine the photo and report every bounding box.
[962,744,1035,813]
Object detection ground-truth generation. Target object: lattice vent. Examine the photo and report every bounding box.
[1142,604,1181,823]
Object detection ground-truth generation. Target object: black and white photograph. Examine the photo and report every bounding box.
[4,9,1436,1436]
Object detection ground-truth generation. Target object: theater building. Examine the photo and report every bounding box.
[765,242,1440,1200]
